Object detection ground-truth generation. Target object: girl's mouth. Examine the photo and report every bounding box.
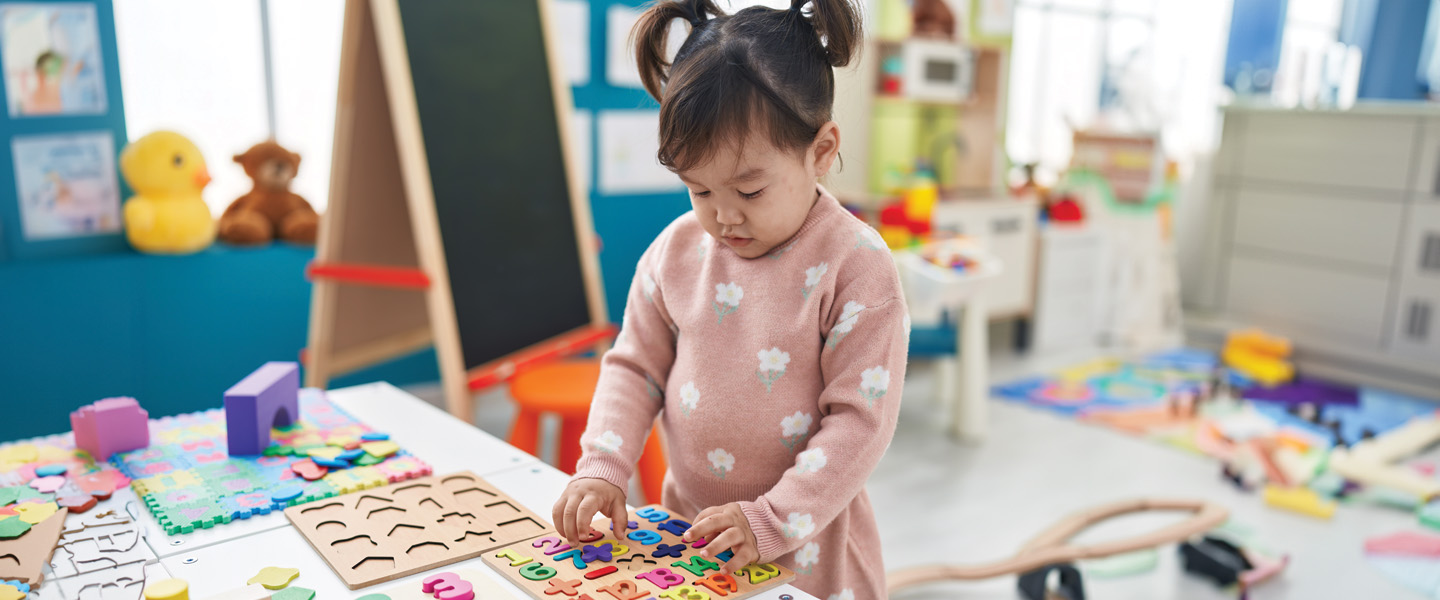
[723,236,752,248]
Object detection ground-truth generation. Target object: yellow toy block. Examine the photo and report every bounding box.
[1227,329,1292,357]
[144,578,190,600]
[1263,485,1335,519]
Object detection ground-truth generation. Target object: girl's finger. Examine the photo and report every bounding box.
[555,493,577,542]
[572,495,602,545]
[684,513,728,544]
[701,527,744,563]
[607,497,629,539]
[552,493,570,539]
[722,548,752,575]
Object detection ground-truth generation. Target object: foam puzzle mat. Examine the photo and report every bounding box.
[112,388,432,535]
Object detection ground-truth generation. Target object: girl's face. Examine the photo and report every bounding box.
[679,123,840,259]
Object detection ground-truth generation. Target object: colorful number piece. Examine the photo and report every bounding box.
[737,563,780,584]
[694,573,738,595]
[534,536,573,555]
[521,563,559,581]
[581,543,616,562]
[656,519,690,537]
[658,587,711,600]
[715,550,734,563]
[612,520,640,531]
[635,567,686,590]
[578,528,606,543]
[422,572,475,600]
[585,566,619,580]
[596,581,648,600]
[671,556,721,577]
[543,577,583,596]
[627,530,663,545]
[636,507,669,522]
[651,544,686,559]
[247,566,301,590]
[496,548,533,567]
[553,549,590,569]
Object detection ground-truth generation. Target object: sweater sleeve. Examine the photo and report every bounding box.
[572,230,679,492]
[738,280,909,562]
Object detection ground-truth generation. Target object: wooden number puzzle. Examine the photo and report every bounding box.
[284,470,549,589]
[482,504,795,600]
[112,389,433,534]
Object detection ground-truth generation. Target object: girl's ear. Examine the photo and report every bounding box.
[809,122,841,178]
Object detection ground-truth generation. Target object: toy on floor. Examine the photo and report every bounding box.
[50,501,156,597]
[218,141,319,246]
[1327,415,1440,502]
[71,397,150,461]
[285,470,548,589]
[0,506,67,584]
[369,568,516,600]
[225,362,301,456]
[483,504,795,600]
[886,498,1228,599]
[120,131,216,254]
[1223,329,1294,387]
[114,386,431,535]
[144,578,190,600]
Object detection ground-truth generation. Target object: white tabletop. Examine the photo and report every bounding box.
[152,382,818,599]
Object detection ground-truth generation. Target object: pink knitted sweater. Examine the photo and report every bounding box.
[574,185,908,599]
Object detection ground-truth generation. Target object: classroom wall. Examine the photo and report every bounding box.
[0,246,438,441]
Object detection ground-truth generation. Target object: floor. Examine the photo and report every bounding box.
[404,348,1423,599]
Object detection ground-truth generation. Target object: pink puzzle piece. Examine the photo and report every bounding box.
[73,470,131,500]
[29,476,64,494]
[1365,531,1440,558]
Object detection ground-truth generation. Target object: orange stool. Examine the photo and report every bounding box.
[508,360,668,503]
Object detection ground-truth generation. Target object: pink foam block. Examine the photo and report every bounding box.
[1365,531,1440,558]
[70,397,150,461]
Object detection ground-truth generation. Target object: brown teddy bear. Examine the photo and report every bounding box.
[218,140,319,245]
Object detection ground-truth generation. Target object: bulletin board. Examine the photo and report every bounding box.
[0,0,129,261]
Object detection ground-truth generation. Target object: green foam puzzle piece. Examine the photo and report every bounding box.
[151,499,231,535]
[271,586,315,600]
[0,487,21,507]
[354,453,383,467]
[0,518,32,538]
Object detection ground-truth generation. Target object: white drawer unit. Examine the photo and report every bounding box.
[1225,254,1391,350]
[1389,204,1440,360]
[1204,105,1440,389]
[1231,188,1404,270]
[1237,111,1417,191]
[931,198,1038,318]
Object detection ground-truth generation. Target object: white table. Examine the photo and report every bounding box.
[102,382,817,599]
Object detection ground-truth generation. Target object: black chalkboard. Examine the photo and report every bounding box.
[396,0,592,371]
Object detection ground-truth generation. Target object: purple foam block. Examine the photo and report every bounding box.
[1244,377,1360,407]
[224,362,300,456]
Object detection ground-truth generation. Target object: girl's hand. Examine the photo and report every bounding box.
[683,503,759,574]
[552,477,629,546]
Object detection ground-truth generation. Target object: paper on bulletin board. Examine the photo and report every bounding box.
[0,2,109,117]
[606,4,687,89]
[553,0,588,86]
[598,110,683,194]
[11,131,121,241]
[972,0,1015,41]
[570,109,591,193]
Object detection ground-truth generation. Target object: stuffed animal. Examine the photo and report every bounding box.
[120,131,216,254]
[218,141,318,245]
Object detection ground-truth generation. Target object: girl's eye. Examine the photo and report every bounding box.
[740,188,764,200]
[692,190,711,198]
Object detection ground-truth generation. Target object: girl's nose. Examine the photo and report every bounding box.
[716,206,743,226]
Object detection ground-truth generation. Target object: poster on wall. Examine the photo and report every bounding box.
[0,2,108,117]
[11,130,119,240]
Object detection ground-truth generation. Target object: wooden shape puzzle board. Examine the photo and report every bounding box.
[482,504,794,600]
[284,470,548,589]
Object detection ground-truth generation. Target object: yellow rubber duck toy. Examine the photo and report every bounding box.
[120,131,215,254]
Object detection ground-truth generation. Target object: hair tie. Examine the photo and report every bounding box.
[684,0,709,26]
[789,0,808,16]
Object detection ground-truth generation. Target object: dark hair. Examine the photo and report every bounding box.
[633,0,862,172]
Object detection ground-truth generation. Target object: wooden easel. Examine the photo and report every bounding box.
[304,0,610,420]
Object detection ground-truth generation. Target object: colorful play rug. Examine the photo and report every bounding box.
[995,349,1440,595]
[110,388,431,534]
